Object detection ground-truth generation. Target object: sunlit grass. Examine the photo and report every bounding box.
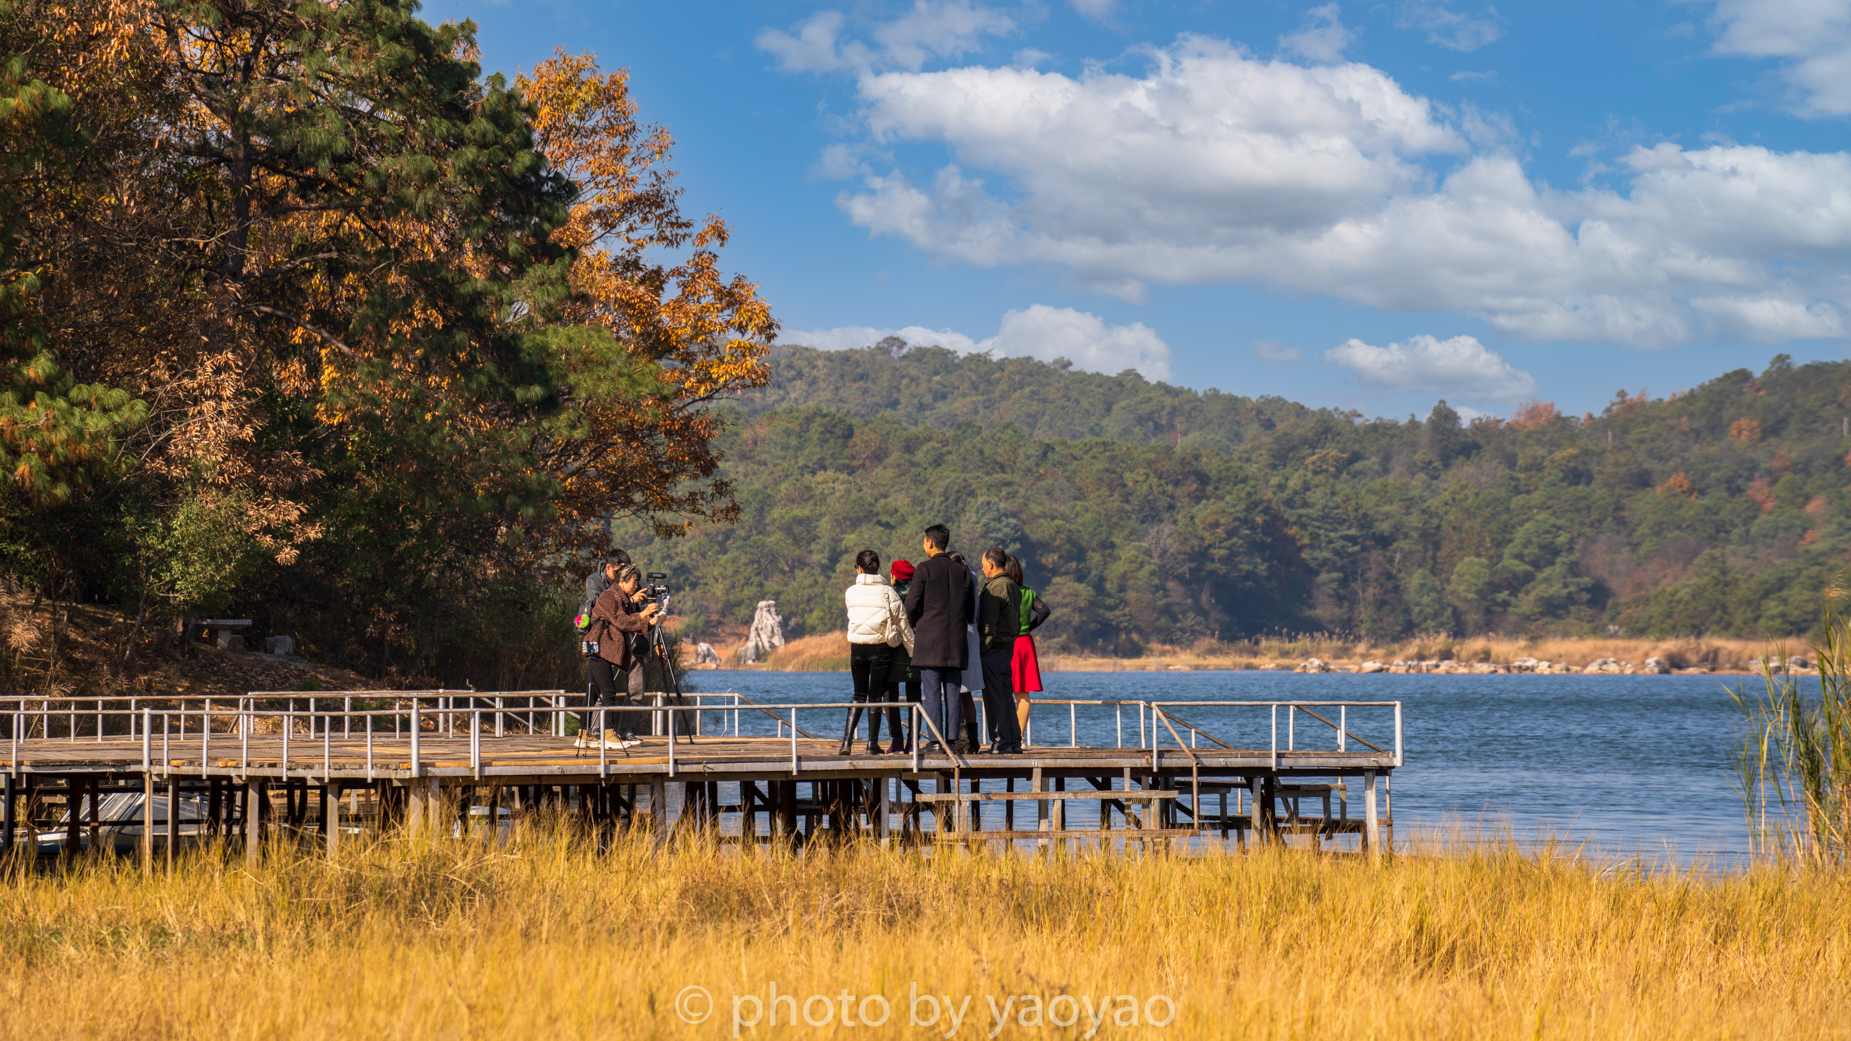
[2,821,1847,1039]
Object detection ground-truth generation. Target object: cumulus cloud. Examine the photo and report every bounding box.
[1707,0,1851,117]
[1071,0,1117,22]
[1324,334,1536,398]
[1396,0,1502,52]
[757,1,1014,74]
[1281,4,1356,63]
[831,35,1851,348]
[785,304,1173,379]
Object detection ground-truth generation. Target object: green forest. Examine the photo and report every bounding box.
[617,342,1851,654]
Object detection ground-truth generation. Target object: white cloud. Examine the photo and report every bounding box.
[756,12,871,73]
[756,1,1014,74]
[833,35,1851,348]
[785,304,1173,379]
[1708,0,1851,116]
[1396,0,1502,52]
[1324,334,1537,398]
[1281,4,1357,63]
[1253,339,1304,362]
[1071,0,1117,21]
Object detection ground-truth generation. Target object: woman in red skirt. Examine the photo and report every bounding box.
[1005,556,1051,745]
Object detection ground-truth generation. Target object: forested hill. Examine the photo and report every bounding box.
[623,349,1851,653]
[740,341,1316,449]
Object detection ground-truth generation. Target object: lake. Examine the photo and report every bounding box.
[690,668,1777,865]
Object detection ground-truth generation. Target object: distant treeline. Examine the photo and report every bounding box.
[617,343,1851,653]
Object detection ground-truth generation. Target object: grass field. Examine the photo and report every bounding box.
[3,824,1847,1040]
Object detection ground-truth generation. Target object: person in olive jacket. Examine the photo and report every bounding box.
[903,524,974,754]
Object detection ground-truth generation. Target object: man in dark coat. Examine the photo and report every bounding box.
[904,524,974,754]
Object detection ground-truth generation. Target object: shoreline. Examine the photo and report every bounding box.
[700,631,1808,676]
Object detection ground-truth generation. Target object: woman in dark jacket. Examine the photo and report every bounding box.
[885,559,922,753]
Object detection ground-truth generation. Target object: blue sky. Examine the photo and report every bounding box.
[437,0,1851,420]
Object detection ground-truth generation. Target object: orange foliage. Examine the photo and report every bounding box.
[519,51,776,552]
[1729,418,1763,442]
[1744,478,1776,513]
[1657,471,1696,499]
[1508,400,1560,431]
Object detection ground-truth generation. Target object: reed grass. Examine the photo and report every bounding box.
[1733,614,1851,863]
[3,824,1848,1039]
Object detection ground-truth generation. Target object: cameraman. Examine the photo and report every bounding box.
[579,563,658,750]
[581,549,633,620]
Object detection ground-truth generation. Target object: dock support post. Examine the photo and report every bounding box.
[246,781,262,866]
[1363,771,1380,858]
[165,777,178,871]
[1032,768,1047,853]
[2,771,13,854]
[325,783,340,858]
[1248,776,1269,846]
[651,777,667,848]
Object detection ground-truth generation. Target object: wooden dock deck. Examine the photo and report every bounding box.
[0,691,1401,858]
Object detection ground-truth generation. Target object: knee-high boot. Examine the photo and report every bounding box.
[839,705,865,756]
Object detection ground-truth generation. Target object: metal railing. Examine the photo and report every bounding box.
[7,693,1401,784]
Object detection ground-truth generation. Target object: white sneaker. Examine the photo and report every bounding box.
[573,734,591,748]
[619,737,643,749]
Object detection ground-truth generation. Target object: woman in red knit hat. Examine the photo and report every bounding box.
[883,559,922,753]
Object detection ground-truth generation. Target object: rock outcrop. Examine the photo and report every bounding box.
[739,601,786,664]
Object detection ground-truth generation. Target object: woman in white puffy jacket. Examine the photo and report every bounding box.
[842,549,914,755]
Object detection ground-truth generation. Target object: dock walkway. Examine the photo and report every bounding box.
[0,691,1401,859]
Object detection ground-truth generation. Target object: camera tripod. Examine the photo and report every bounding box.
[641,612,696,746]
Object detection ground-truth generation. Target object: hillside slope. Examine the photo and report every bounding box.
[623,350,1851,651]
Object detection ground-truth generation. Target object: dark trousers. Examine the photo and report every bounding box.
[885,677,919,748]
[847,643,894,747]
[980,646,1022,750]
[919,667,962,747]
[585,657,645,737]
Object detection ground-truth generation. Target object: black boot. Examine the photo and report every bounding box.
[838,705,864,756]
[865,703,883,756]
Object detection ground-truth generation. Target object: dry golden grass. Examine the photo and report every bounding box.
[741,632,852,671]
[1042,634,1788,673]
[737,631,1786,674]
[3,825,1849,1039]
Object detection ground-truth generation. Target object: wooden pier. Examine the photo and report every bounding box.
[0,691,1400,861]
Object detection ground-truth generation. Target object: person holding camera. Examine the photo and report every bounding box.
[842,549,912,756]
[578,563,658,750]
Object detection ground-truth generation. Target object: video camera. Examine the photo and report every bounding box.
[642,572,671,611]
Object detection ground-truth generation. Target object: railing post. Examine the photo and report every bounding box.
[409,701,421,777]
[1394,702,1403,767]
[1270,704,1278,770]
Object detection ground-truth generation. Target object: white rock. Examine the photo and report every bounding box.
[740,601,785,664]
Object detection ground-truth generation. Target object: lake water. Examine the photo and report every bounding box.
[691,668,1777,865]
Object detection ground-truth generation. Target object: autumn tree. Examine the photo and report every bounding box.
[519,50,776,554]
